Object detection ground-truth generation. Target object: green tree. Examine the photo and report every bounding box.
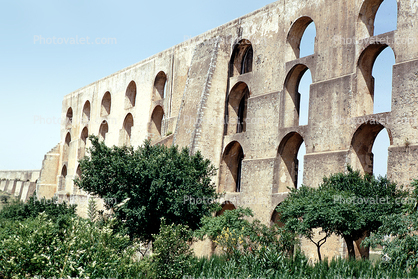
[195,207,297,259]
[278,167,407,260]
[151,218,195,279]
[364,179,418,270]
[75,135,219,243]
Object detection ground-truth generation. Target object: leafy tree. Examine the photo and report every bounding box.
[75,135,219,243]
[278,167,407,260]
[195,207,297,259]
[364,179,418,270]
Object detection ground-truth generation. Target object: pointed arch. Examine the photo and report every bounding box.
[283,64,311,127]
[82,101,90,124]
[276,132,305,192]
[125,81,137,109]
[216,201,236,216]
[78,127,88,159]
[154,71,167,100]
[287,16,316,59]
[99,120,109,141]
[66,107,73,127]
[229,39,253,77]
[101,91,111,116]
[225,82,250,135]
[358,0,397,38]
[59,164,67,192]
[356,44,394,115]
[350,122,392,175]
[63,132,71,163]
[219,141,244,193]
[149,106,165,141]
[122,113,134,146]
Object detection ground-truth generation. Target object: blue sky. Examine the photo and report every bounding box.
[0,0,273,170]
[0,0,397,182]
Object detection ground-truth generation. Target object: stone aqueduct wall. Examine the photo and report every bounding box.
[35,0,418,259]
[0,170,39,202]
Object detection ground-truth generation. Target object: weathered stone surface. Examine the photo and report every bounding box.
[31,0,418,260]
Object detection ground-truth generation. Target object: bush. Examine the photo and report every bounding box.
[0,213,142,278]
[151,219,195,279]
[0,196,76,222]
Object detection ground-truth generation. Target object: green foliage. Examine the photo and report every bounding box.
[278,167,408,259]
[75,136,219,242]
[0,196,76,222]
[151,219,195,279]
[0,214,142,278]
[187,253,418,278]
[195,207,298,259]
[364,179,418,270]
[87,197,98,222]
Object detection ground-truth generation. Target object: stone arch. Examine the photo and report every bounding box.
[66,107,73,127]
[276,132,305,192]
[63,132,71,163]
[78,127,88,159]
[282,64,311,127]
[74,165,82,194]
[225,82,250,135]
[149,106,165,141]
[82,101,90,124]
[101,91,111,116]
[154,71,167,100]
[219,141,244,193]
[358,0,397,38]
[216,201,236,216]
[287,16,316,59]
[76,164,81,178]
[125,80,137,109]
[356,44,395,115]
[122,113,134,146]
[99,120,109,141]
[350,121,393,175]
[229,39,253,77]
[271,203,285,227]
[59,164,67,192]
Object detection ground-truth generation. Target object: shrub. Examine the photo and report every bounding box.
[151,218,195,279]
[0,213,141,278]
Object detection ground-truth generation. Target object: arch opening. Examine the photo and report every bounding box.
[277,132,305,192]
[59,165,67,192]
[359,0,397,38]
[154,71,167,100]
[271,204,285,228]
[149,106,165,141]
[99,120,109,141]
[283,64,311,127]
[350,122,392,176]
[63,132,71,163]
[229,39,253,77]
[225,82,250,135]
[125,81,137,109]
[79,127,88,159]
[122,113,134,146]
[357,44,394,115]
[287,17,316,59]
[220,141,244,193]
[101,92,111,116]
[82,101,90,124]
[216,201,236,217]
[66,107,73,127]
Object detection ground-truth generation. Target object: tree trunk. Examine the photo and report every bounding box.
[316,244,322,262]
[343,234,356,259]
